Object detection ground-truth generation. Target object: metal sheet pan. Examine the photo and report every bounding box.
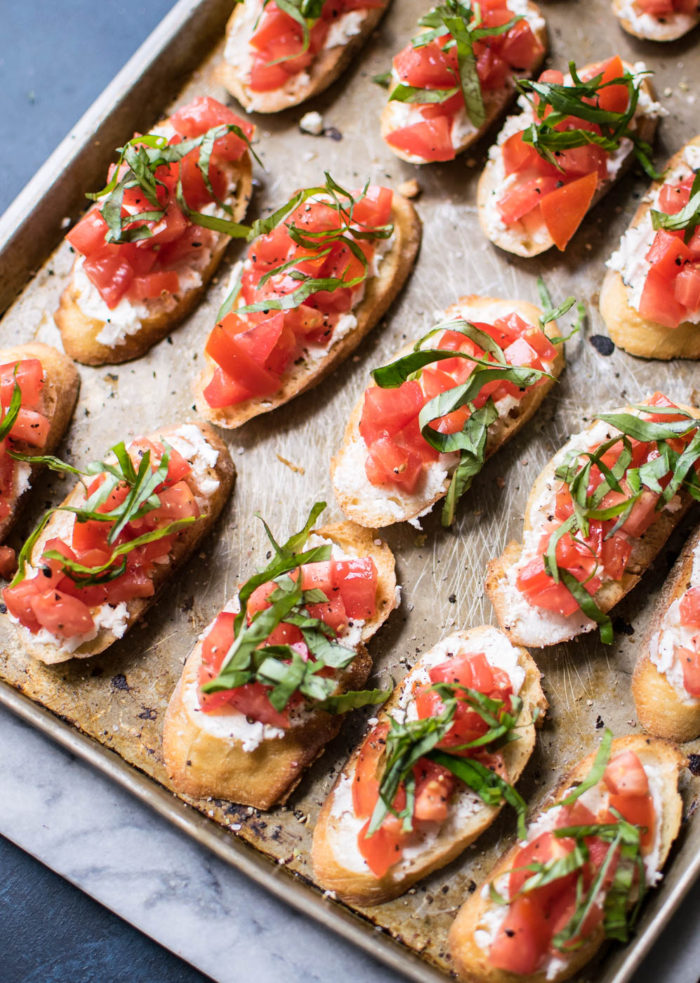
[0,0,698,979]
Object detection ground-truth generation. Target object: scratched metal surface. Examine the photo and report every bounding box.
[0,0,698,979]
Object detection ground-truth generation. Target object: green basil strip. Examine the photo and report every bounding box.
[429,749,528,839]
[560,570,613,643]
[317,688,392,715]
[557,728,613,807]
[389,84,460,105]
[650,169,700,241]
[0,375,23,443]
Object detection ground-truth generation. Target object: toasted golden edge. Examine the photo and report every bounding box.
[331,296,564,528]
[194,192,422,429]
[0,343,80,543]
[633,524,700,742]
[8,422,234,665]
[612,0,700,40]
[380,4,548,165]
[448,734,685,983]
[162,522,397,809]
[216,3,389,114]
[486,403,700,648]
[311,627,548,905]
[477,66,658,257]
[600,136,700,361]
[54,157,253,366]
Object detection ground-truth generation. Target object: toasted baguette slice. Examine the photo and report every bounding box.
[312,627,546,905]
[216,0,390,114]
[381,2,547,165]
[5,422,234,664]
[448,735,685,983]
[331,296,564,528]
[0,343,79,543]
[612,0,700,41]
[162,522,397,810]
[633,524,700,742]
[55,122,253,367]
[600,137,700,361]
[486,403,699,648]
[477,61,658,257]
[195,190,421,429]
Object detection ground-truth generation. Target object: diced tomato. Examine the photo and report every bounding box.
[394,40,457,89]
[3,579,42,632]
[680,587,700,628]
[540,171,599,251]
[489,895,551,975]
[66,206,109,257]
[202,366,252,408]
[332,558,377,620]
[412,758,454,823]
[83,246,135,309]
[606,792,655,848]
[600,533,632,580]
[359,381,424,443]
[385,117,455,163]
[500,19,544,72]
[658,178,692,217]
[169,95,253,160]
[352,186,393,228]
[306,593,348,635]
[0,358,44,409]
[498,171,560,224]
[679,645,700,698]
[357,816,405,878]
[353,722,389,818]
[205,321,281,400]
[502,131,540,176]
[0,546,16,580]
[179,150,229,210]
[509,832,577,903]
[646,229,692,279]
[603,751,649,796]
[516,556,580,617]
[617,488,660,538]
[227,681,290,728]
[105,568,157,604]
[637,0,674,11]
[30,589,94,638]
[639,266,688,328]
[129,270,180,301]
[596,55,629,114]
[8,408,50,447]
[674,266,700,313]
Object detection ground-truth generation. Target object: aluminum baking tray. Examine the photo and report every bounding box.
[0,1,698,980]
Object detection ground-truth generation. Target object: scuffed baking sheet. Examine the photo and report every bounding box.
[0,0,698,979]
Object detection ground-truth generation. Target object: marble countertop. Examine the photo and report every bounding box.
[1,3,699,981]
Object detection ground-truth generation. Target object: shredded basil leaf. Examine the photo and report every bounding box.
[557,728,613,807]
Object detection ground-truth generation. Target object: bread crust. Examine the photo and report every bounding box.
[216,0,389,114]
[55,155,253,366]
[331,296,564,528]
[486,403,700,648]
[381,3,548,165]
[633,524,700,742]
[311,627,547,905]
[7,422,234,665]
[612,0,700,41]
[0,342,80,543]
[448,734,685,983]
[600,136,700,361]
[162,522,397,809]
[195,190,421,429]
[477,63,658,257]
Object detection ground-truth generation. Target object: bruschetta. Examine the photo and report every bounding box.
[612,0,699,42]
[486,393,700,648]
[0,343,79,550]
[55,97,254,365]
[311,626,546,905]
[600,137,700,360]
[194,177,421,429]
[633,523,700,742]
[448,733,685,982]
[2,422,234,664]
[216,0,390,114]
[477,56,661,257]
[381,0,547,164]
[162,513,397,809]
[331,295,565,528]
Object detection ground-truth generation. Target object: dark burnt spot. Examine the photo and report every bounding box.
[688,754,700,777]
[589,335,615,356]
[111,673,130,692]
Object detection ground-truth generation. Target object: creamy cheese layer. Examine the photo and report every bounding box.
[616,0,699,38]
[648,541,700,704]
[325,628,527,878]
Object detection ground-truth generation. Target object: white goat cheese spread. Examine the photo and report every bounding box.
[325,629,527,877]
[648,542,700,704]
[616,0,698,38]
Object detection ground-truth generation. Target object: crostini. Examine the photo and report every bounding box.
[633,523,700,742]
[0,343,79,552]
[217,0,390,114]
[612,0,699,42]
[312,626,546,905]
[381,0,547,164]
[195,176,421,429]
[601,136,700,360]
[448,732,685,982]
[2,422,234,664]
[163,508,397,809]
[55,96,254,365]
[332,294,566,528]
[487,393,700,648]
[477,56,661,256]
